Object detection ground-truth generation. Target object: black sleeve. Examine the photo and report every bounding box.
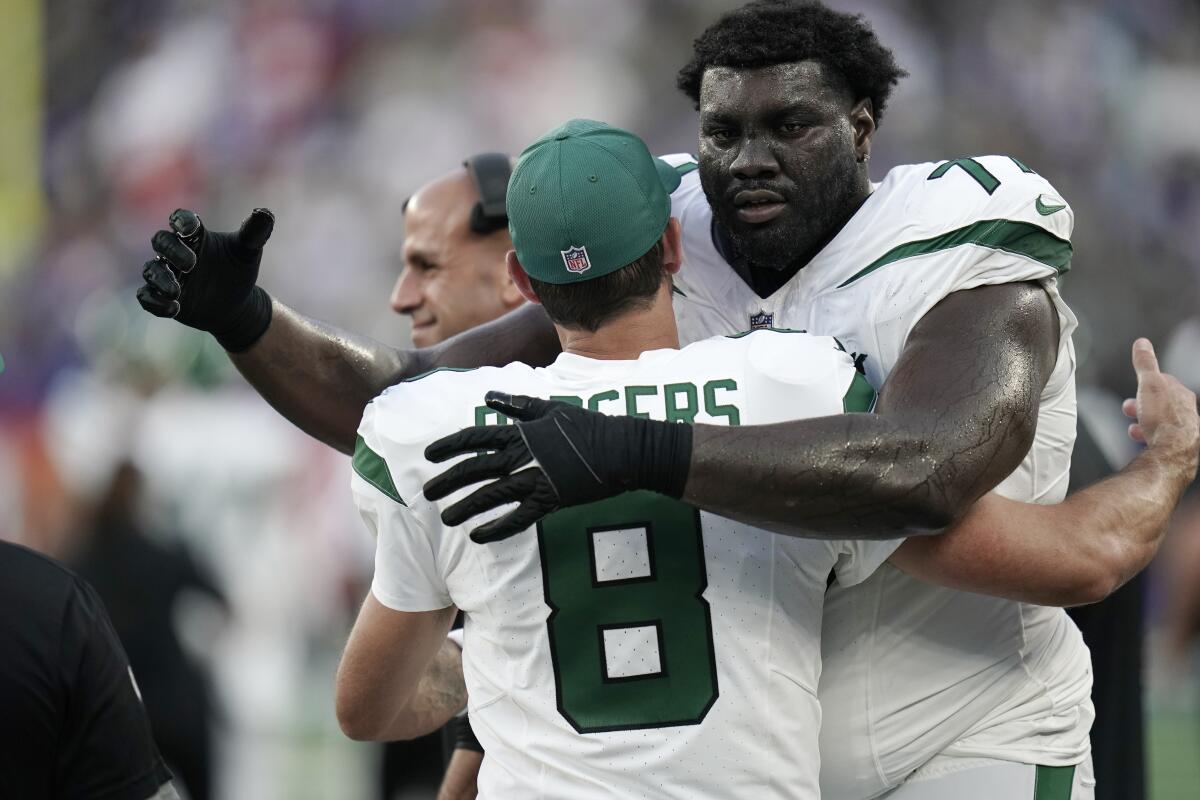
[453,714,484,754]
[56,578,173,800]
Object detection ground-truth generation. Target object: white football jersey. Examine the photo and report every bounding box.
[661,153,1091,799]
[353,331,898,800]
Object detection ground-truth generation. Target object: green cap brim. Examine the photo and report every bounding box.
[654,158,683,195]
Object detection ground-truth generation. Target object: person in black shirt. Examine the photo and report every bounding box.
[0,539,176,799]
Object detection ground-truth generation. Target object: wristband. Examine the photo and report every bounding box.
[454,714,484,753]
[216,286,274,353]
[631,417,693,499]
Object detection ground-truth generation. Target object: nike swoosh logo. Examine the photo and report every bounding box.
[1035,194,1066,215]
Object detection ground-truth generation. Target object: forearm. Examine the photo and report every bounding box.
[232,300,561,455]
[683,412,988,539]
[391,638,469,739]
[342,637,467,742]
[1055,446,1194,600]
[337,600,459,741]
[232,300,416,453]
[894,446,1193,607]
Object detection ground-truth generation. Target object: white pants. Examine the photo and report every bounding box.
[880,755,1095,800]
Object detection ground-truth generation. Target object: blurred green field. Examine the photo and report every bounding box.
[1149,710,1200,799]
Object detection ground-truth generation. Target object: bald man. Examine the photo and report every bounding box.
[394,164,523,347]
[387,158,517,799]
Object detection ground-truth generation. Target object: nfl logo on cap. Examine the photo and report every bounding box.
[561,245,591,274]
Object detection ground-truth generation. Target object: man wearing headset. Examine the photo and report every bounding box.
[394,154,523,349]
[372,153,518,800]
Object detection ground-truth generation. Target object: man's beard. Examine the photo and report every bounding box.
[701,147,862,274]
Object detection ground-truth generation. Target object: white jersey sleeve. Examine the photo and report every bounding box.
[351,374,476,612]
[839,156,1075,371]
[834,540,900,588]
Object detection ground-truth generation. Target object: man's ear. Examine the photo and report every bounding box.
[498,255,525,309]
[850,98,875,162]
[506,251,542,305]
[661,218,684,276]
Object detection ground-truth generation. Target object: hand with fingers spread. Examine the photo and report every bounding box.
[137,207,277,352]
[423,392,694,543]
[1122,338,1199,479]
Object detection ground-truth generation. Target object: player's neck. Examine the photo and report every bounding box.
[556,290,680,361]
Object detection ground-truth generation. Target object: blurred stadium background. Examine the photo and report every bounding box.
[1,1,1199,798]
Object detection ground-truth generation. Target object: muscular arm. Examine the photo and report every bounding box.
[233,300,560,453]
[683,282,1059,538]
[893,337,1200,606]
[336,596,461,741]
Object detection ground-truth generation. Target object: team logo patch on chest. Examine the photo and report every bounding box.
[749,310,774,330]
[561,245,592,274]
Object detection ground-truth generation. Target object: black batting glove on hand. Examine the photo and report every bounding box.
[137,207,276,352]
[423,392,694,543]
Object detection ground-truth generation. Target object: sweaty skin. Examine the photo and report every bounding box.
[230,300,559,454]
[699,62,872,295]
[683,282,1059,537]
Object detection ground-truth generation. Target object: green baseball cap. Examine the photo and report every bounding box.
[507,119,682,284]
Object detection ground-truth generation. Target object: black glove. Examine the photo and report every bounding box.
[137,207,276,352]
[423,392,693,543]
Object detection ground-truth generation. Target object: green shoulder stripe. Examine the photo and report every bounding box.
[402,366,478,383]
[353,435,406,506]
[837,218,1071,289]
[674,161,698,176]
[843,372,876,413]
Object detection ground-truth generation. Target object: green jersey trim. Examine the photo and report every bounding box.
[836,219,1072,289]
[353,435,406,506]
[1033,765,1075,800]
[842,372,876,413]
[401,366,478,383]
[674,161,698,177]
[723,326,807,339]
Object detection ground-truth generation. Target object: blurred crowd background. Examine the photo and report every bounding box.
[2,0,1199,798]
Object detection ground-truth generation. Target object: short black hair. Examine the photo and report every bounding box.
[529,239,666,332]
[677,0,907,124]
